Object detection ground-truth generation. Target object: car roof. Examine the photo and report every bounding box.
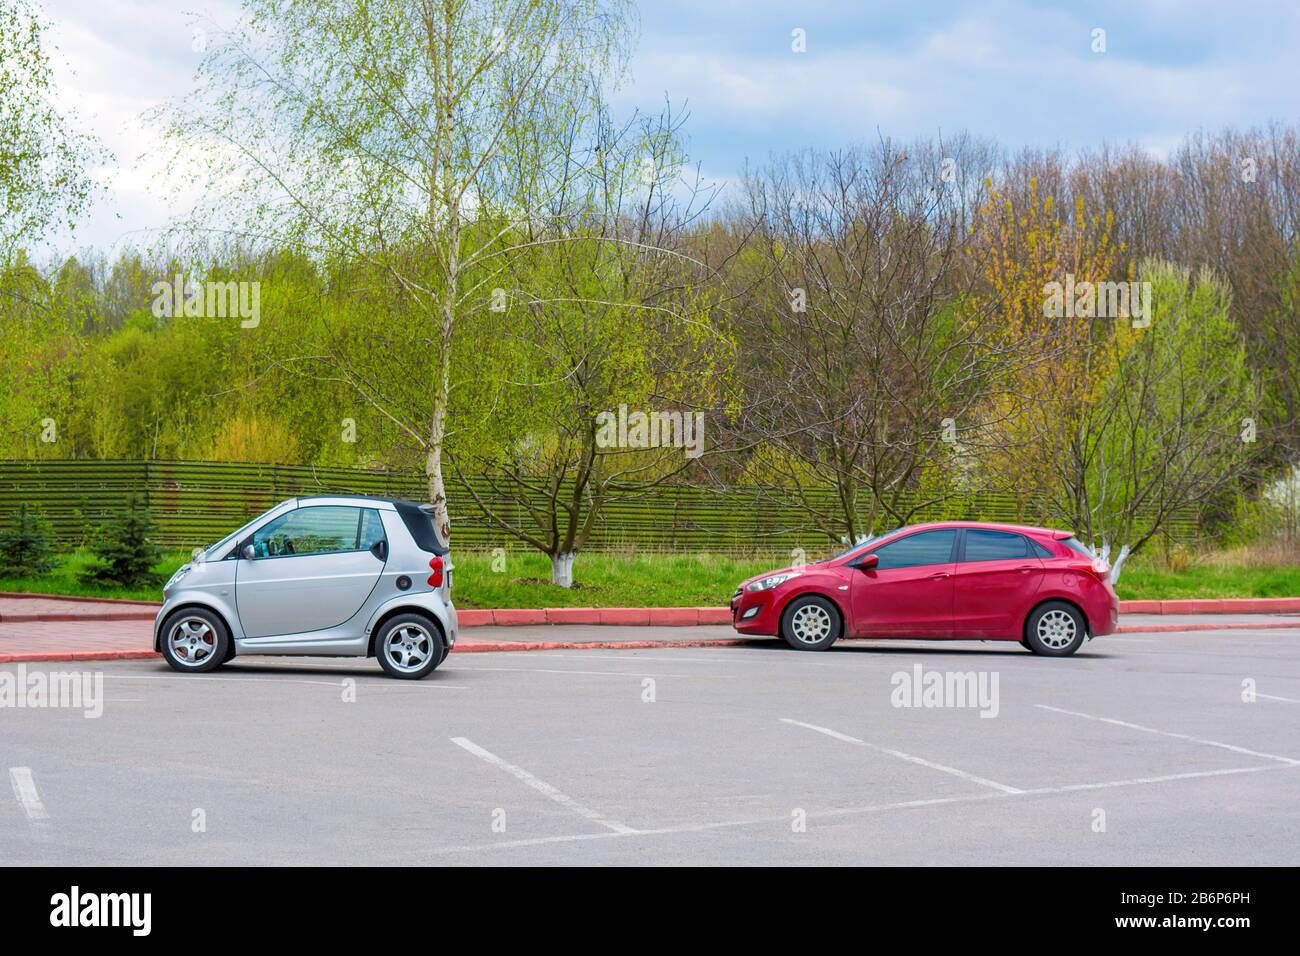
[292,494,425,510]
[884,521,1073,539]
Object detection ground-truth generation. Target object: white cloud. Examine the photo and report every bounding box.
[34,0,240,259]
[26,0,1300,259]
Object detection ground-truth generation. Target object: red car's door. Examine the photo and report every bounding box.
[951,529,1045,636]
[849,529,958,637]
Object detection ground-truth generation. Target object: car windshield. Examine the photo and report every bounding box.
[202,511,278,558]
[829,527,904,561]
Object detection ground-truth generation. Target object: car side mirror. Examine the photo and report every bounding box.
[241,543,256,561]
[857,554,878,571]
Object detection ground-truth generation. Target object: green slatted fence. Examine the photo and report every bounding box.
[0,459,1199,554]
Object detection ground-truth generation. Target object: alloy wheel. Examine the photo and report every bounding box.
[1036,608,1077,649]
[168,616,217,667]
[384,623,435,673]
[789,604,833,644]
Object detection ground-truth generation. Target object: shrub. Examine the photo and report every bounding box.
[0,503,57,576]
[79,498,163,588]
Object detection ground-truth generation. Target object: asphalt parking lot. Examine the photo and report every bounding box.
[3,627,1298,865]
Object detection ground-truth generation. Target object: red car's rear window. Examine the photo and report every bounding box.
[1062,536,1096,558]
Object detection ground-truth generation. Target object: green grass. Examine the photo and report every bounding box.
[3,548,1300,606]
[1113,563,1300,600]
[449,551,777,609]
[0,549,190,601]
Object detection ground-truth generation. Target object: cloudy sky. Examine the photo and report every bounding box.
[37,0,1300,258]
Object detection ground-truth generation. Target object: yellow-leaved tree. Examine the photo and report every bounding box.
[971,174,1123,520]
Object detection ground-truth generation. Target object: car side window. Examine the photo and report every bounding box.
[962,529,1030,562]
[251,506,365,557]
[870,529,957,570]
[1028,538,1055,558]
[359,509,386,551]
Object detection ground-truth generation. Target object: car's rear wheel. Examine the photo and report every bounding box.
[1023,602,1087,656]
[160,608,230,673]
[376,614,445,679]
[780,596,841,651]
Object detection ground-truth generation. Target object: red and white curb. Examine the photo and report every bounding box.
[3,593,1300,663]
[2,619,1298,664]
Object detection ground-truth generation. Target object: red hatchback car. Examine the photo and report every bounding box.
[731,522,1120,656]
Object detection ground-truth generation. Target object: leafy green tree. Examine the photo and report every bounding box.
[0,502,55,575]
[0,254,90,458]
[1063,260,1256,581]
[446,101,734,584]
[79,498,163,588]
[157,0,637,542]
[0,0,104,263]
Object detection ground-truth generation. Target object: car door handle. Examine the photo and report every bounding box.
[1016,565,1036,572]
[928,572,951,579]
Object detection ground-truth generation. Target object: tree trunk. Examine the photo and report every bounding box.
[426,445,450,545]
[423,1,456,547]
[1109,543,1132,585]
[551,551,576,587]
[426,286,454,544]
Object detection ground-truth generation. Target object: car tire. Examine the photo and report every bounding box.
[159,607,231,673]
[780,595,841,651]
[1023,601,1087,657]
[375,614,445,679]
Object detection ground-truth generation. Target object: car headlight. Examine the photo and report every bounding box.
[745,571,802,592]
[164,564,192,590]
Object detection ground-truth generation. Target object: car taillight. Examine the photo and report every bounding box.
[1091,558,1111,579]
[428,555,444,588]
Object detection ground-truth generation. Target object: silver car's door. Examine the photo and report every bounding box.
[235,505,386,638]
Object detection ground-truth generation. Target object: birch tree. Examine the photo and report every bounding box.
[158,0,634,541]
[0,0,102,263]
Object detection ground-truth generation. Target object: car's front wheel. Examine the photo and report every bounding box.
[159,608,230,673]
[780,595,841,651]
[375,614,446,679]
[1023,601,1087,656]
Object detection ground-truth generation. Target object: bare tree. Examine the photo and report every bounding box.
[1168,126,1300,458]
[732,138,1013,543]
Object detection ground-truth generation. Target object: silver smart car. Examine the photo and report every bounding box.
[154,495,457,679]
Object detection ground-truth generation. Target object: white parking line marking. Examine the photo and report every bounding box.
[1259,693,1300,704]
[780,718,862,744]
[8,767,49,821]
[1021,764,1280,793]
[1035,704,1300,765]
[450,737,637,835]
[779,718,1024,794]
[434,761,1297,854]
